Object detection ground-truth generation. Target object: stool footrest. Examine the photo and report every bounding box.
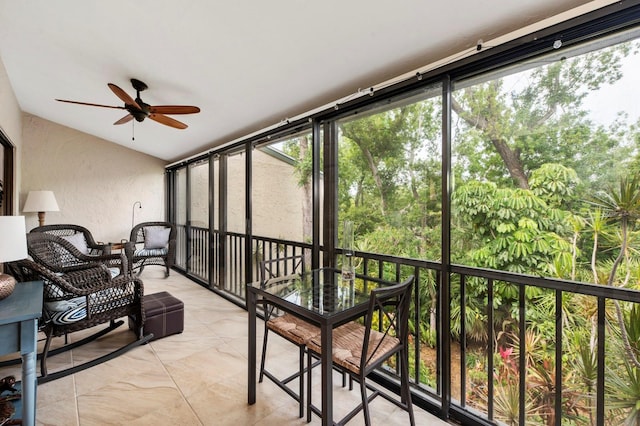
[129,291,184,341]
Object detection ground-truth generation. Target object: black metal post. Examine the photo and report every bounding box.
[440,76,452,420]
[312,119,321,270]
[219,154,228,291]
[246,142,253,284]
[208,153,216,288]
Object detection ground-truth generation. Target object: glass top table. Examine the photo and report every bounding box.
[246,268,397,425]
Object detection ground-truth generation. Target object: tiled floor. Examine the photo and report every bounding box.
[0,268,450,425]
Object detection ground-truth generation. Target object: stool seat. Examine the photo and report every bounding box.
[129,291,184,340]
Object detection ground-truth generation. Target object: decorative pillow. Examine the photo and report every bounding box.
[144,226,171,250]
[62,233,89,254]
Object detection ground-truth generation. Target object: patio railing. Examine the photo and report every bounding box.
[174,224,640,426]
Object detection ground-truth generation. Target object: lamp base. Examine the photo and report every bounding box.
[37,211,46,227]
[0,273,16,301]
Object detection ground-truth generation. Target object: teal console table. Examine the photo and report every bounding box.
[0,280,43,426]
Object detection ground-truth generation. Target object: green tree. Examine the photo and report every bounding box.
[340,100,440,220]
[452,177,574,275]
[452,42,633,191]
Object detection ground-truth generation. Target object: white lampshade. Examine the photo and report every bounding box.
[23,190,59,212]
[0,216,28,263]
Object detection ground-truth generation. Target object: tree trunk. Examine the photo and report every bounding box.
[361,146,387,215]
[451,97,529,189]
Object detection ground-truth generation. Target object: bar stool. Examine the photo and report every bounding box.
[257,255,316,418]
[306,275,415,425]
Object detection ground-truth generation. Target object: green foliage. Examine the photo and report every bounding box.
[529,163,579,208]
[323,35,640,422]
[453,42,633,191]
[590,175,640,223]
[605,362,640,425]
[452,177,573,275]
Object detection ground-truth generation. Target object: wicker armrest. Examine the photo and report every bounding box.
[27,232,129,276]
[19,259,112,296]
[87,241,110,255]
[62,264,114,289]
[61,248,127,276]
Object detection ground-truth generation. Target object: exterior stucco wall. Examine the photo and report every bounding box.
[21,114,167,243]
[188,161,209,228]
[226,153,246,234]
[0,55,23,214]
[184,149,309,242]
[251,149,306,242]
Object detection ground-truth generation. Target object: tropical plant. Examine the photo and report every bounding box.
[590,175,640,369]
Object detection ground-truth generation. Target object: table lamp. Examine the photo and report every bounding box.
[0,216,28,300]
[23,190,59,226]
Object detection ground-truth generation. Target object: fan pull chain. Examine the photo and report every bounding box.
[132,120,135,141]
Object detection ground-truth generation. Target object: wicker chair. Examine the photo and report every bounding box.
[126,222,176,277]
[306,275,416,425]
[6,232,151,383]
[30,225,129,277]
[30,224,113,255]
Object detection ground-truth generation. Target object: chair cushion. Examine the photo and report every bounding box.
[50,304,87,325]
[45,296,87,325]
[135,248,168,257]
[144,226,171,249]
[267,313,320,345]
[44,286,132,325]
[61,233,89,254]
[307,321,400,374]
[45,296,84,312]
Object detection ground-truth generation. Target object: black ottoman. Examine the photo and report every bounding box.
[129,291,184,341]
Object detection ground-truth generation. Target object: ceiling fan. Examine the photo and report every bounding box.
[56,78,200,129]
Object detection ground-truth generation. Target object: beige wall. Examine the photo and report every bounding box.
[21,114,167,243]
[0,55,23,214]
[251,149,307,242]
[184,148,309,242]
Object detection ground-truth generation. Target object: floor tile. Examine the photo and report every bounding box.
[0,267,450,425]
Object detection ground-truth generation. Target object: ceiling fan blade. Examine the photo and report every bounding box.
[113,114,134,125]
[148,105,201,115]
[56,99,126,110]
[149,113,188,129]
[108,83,141,109]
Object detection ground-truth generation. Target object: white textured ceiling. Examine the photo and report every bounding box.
[0,0,601,162]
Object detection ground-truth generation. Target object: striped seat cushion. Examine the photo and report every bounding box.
[50,304,87,325]
[44,284,127,325]
[45,296,87,325]
[134,248,168,257]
